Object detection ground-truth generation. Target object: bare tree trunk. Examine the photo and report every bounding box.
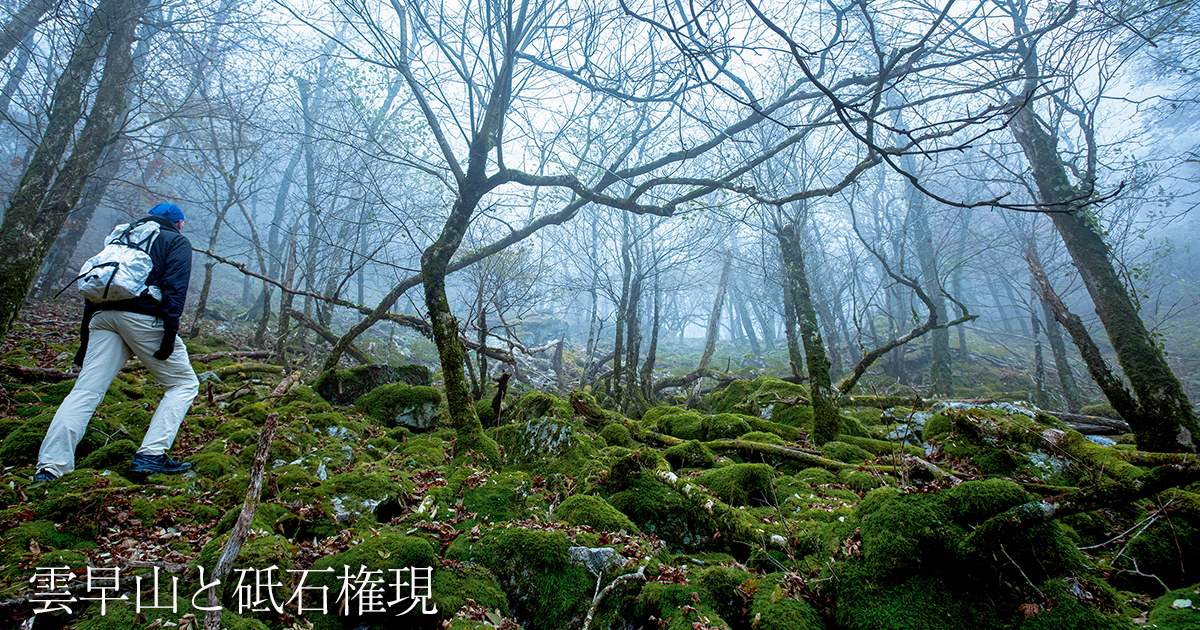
[189,199,236,337]
[1040,296,1087,412]
[698,251,732,371]
[622,274,643,413]
[1027,250,1143,435]
[0,0,56,63]
[1012,106,1198,452]
[640,272,660,403]
[0,0,147,341]
[733,281,762,355]
[782,277,804,379]
[0,29,34,119]
[778,224,838,445]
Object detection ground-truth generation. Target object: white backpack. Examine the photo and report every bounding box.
[75,220,163,302]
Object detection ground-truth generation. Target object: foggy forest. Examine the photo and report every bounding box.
[0,0,1199,628]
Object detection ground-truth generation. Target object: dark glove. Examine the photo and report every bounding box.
[73,346,86,367]
[153,330,177,361]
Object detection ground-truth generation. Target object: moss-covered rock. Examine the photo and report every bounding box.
[609,472,722,553]
[642,406,705,441]
[448,527,594,630]
[462,471,529,522]
[599,423,636,448]
[314,363,432,405]
[356,384,442,431]
[662,440,716,470]
[553,494,640,533]
[303,533,442,629]
[491,417,596,477]
[820,440,873,464]
[77,439,137,472]
[703,413,753,440]
[695,463,776,507]
[748,572,824,630]
[508,391,574,423]
[1145,584,1200,629]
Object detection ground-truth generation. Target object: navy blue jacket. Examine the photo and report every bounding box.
[81,215,193,338]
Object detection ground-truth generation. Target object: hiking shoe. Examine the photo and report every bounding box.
[130,452,192,475]
[32,469,58,483]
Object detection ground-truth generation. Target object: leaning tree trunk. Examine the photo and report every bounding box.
[1041,296,1087,413]
[1013,106,1198,451]
[778,224,839,445]
[698,251,733,372]
[421,192,497,464]
[0,0,57,64]
[0,0,147,341]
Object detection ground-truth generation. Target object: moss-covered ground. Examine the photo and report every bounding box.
[2,315,1195,630]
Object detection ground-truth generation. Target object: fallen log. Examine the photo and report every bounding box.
[203,412,279,630]
[190,350,273,363]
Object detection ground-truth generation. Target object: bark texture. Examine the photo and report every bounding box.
[1011,106,1198,452]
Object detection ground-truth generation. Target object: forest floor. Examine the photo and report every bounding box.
[0,304,1198,630]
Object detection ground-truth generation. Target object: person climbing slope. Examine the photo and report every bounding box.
[33,202,199,481]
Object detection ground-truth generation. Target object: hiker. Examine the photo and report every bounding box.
[33,203,199,482]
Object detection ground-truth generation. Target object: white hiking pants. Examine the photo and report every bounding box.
[37,311,199,477]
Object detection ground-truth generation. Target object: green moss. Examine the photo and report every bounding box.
[1114,492,1200,593]
[642,406,705,441]
[356,383,443,429]
[820,440,873,464]
[303,533,441,627]
[1145,584,1200,629]
[748,572,824,630]
[187,451,240,477]
[462,471,529,522]
[794,467,837,485]
[599,423,637,448]
[433,560,510,620]
[77,439,137,472]
[509,391,574,422]
[695,463,776,507]
[923,413,954,442]
[839,469,889,492]
[491,417,595,477]
[1079,403,1121,419]
[314,363,432,405]
[398,435,448,468]
[553,494,639,533]
[448,527,593,630]
[637,581,731,630]
[704,413,753,440]
[739,430,786,445]
[609,472,722,553]
[838,434,923,457]
[663,440,716,470]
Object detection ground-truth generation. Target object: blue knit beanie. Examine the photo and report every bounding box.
[149,202,185,222]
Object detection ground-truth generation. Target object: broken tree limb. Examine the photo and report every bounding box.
[0,364,75,381]
[702,439,902,474]
[270,371,302,398]
[203,412,279,630]
[212,362,284,379]
[1055,411,1130,434]
[190,350,273,363]
[961,458,1200,558]
[287,308,373,366]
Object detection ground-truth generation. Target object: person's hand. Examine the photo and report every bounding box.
[73,346,86,367]
[153,332,176,361]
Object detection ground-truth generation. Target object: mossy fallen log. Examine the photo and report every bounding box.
[212,362,284,379]
[961,458,1200,557]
